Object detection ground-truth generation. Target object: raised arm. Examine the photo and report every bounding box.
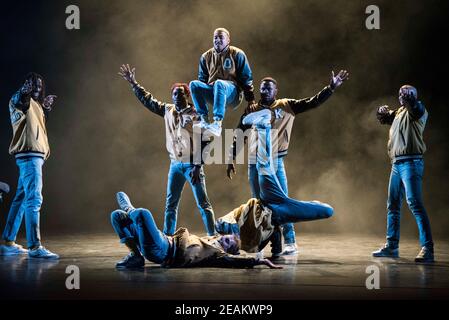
[203,254,282,269]
[118,64,166,117]
[401,90,425,120]
[289,70,349,114]
[10,80,33,112]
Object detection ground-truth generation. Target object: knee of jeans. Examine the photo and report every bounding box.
[406,197,424,211]
[197,199,212,210]
[24,192,43,208]
[214,79,226,90]
[387,200,401,212]
[189,80,202,92]
[324,205,334,218]
[110,210,125,224]
[130,208,147,223]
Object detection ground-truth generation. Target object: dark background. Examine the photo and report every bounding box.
[0,0,448,240]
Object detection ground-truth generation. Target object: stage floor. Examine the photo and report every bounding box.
[1,234,448,300]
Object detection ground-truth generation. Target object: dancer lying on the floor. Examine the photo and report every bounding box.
[110,192,281,269]
[216,109,334,257]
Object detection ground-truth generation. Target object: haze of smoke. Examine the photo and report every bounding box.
[7,0,445,239]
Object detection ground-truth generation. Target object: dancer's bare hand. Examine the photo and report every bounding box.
[118,64,137,86]
[226,163,236,180]
[43,95,57,110]
[330,70,349,90]
[190,165,202,185]
[259,258,283,269]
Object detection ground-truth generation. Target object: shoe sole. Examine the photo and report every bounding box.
[281,252,298,256]
[116,265,144,269]
[415,259,435,263]
[0,251,28,256]
[28,255,60,260]
[372,254,399,258]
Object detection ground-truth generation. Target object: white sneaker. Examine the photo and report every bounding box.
[192,119,209,129]
[282,243,298,256]
[205,121,222,136]
[242,109,272,127]
[116,191,135,213]
[0,243,28,256]
[28,246,59,259]
[255,251,264,260]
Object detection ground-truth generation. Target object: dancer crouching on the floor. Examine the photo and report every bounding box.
[216,109,334,257]
[110,192,281,269]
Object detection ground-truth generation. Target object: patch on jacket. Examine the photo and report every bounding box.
[223,58,233,70]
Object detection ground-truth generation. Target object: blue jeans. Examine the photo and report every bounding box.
[111,208,170,264]
[255,126,334,225]
[248,158,296,245]
[164,161,216,236]
[2,157,44,248]
[189,80,240,121]
[386,159,433,249]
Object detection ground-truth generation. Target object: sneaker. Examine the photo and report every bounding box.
[192,118,209,129]
[282,243,298,256]
[0,243,28,256]
[372,244,399,258]
[242,109,272,127]
[255,251,264,260]
[116,191,135,213]
[415,247,434,263]
[205,121,222,137]
[28,246,59,259]
[116,253,145,269]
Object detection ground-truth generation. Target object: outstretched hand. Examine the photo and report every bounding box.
[260,258,283,269]
[246,101,258,113]
[43,95,57,110]
[190,165,202,185]
[330,70,349,90]
[401,90,417,108]
[118,64,137,86]
[226,163,236,180]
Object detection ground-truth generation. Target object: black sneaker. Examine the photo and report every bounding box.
[116,253,144,269]
[116,191,135,213]
[372,244,399,258]
[415,247,434,263]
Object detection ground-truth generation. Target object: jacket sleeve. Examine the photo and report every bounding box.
[288,86,333,114]
[132,84,166,117]
[198,55,209,83]
[201,254,259,268]
[407,100,425,120]
[10,90,31,112]
[228,112,252,161]
[376,107,397,125]
[235,51,255,102]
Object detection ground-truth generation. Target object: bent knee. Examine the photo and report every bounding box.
[110,210,124,223]
[323,204,334,218]
[189,80,203,91]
